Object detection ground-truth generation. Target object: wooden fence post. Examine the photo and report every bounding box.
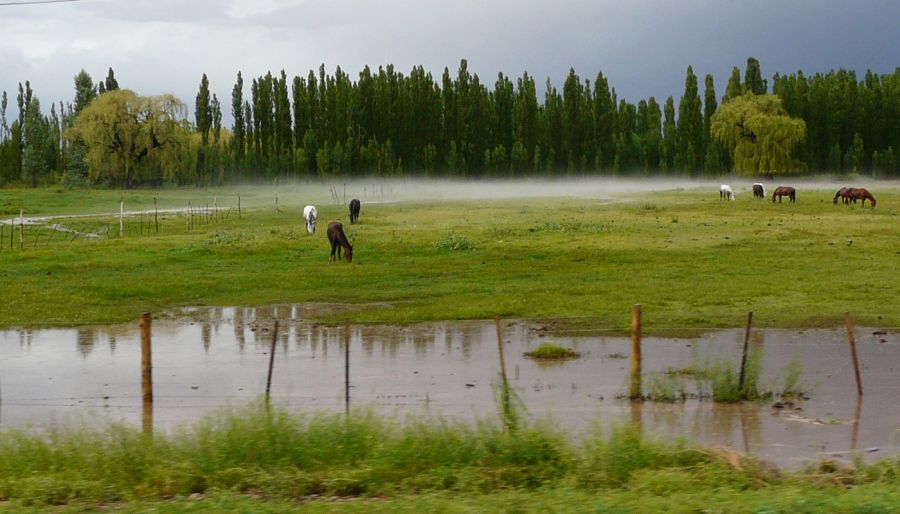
[119,201,124,238]
[630,305,642,399]
[845,312,863,396]
[154,196,159,233]
[140,312,153,435]
[238,194,241,219]
[19,208,24,249]
[495,316,513,430]
[344,320,351,415]
[265,320,279,402]
[738,311,754,393]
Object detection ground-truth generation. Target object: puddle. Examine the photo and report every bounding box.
[0,306,897,469]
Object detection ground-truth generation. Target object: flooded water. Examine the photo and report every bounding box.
[1,305,897,469]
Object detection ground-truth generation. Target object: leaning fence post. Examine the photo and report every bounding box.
[845,312,863,396]
[238,194,241,219]
[119,201,124,238]
[630,304,642,399]
[495,316,513,430]
[140,312,153,436]
[19,208,24,249]
[154,196,159,233]
[265,320,279,402]
[738,311,754,393]
[344,320,351,415]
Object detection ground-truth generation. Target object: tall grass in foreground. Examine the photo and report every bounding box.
[1,404,900,507]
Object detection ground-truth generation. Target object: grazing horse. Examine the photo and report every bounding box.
[327,221,353,263]
[752,183,766,199]
[719,184,735,201]
[303,205,318,234]
[349,198,361,224]
[834,187,851,205]
[847,187,877,207]
[772,186,796,203]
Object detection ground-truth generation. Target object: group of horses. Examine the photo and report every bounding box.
[833,187,877,207]
[720,184,876,206]
[303,198,362,263]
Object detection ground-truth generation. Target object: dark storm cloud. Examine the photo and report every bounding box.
[0,0,897,124]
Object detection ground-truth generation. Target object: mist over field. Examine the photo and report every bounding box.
[238,176,897,207]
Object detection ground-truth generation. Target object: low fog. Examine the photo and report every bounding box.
[255,176,894,207]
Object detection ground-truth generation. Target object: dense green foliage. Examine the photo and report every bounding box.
[1,405,900,510]
[0,186,896,330]
[711,94,807,175]
[1,59,898,187]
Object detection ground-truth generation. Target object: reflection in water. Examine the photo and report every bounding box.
[0,309,897,469]
[76,328,96,358]
[202,323,212,352]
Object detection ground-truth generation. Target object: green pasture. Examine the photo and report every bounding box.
[0,183,897,330]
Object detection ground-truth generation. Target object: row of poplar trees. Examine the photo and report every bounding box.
[1,58,898,187]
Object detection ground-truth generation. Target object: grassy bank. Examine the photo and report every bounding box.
[1,404,899,512]
[1,184,897,330]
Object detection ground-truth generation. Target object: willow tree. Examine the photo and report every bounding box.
[710,94,806,175]
[68,89,188,187]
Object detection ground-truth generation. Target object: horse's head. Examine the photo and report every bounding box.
[345,244,353,263]
[869,195,876,208]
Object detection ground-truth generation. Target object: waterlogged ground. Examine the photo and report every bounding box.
[0,304,897,469]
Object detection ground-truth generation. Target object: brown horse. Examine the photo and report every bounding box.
[834,187,851,205]
[772,186,796,203]
[847,187,876,207]
[327,221,353,263]
[752,183,765,199]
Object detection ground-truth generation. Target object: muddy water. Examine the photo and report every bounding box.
[1,306,897,469]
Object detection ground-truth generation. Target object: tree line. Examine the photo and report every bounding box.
[1,58,897,187]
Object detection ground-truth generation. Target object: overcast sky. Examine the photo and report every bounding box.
[1,0,898,124]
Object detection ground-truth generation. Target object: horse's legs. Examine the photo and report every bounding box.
[330,241,337,263]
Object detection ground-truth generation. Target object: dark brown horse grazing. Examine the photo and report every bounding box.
[772,186,796,203]
[752,183,765,199]
[834,187,851,205]
[847,187,876,207]
[327,221,353,263]
[349,199,361,224]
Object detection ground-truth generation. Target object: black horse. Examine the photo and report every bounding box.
[349,199,361,224]
[327,221,353,263]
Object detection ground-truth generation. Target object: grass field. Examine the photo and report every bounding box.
[1,181,897,331]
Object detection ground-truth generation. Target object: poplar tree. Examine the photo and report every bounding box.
[231,72,245,163]
[743,57,766,95]
[513,72,538,170]
[592,72,616,170]
[104,68,120,92]
[703,74,722,172]
[724,67,742,103]
[676,66,703,173]
[661,96,677,172]
[195,73,212,146]
[73,70,97,115]
[23,97,50,186]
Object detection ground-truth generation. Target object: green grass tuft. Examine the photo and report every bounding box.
[524,342,581,360]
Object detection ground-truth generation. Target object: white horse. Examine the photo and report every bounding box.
[303,205,318,234]
[719,184,735,201]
